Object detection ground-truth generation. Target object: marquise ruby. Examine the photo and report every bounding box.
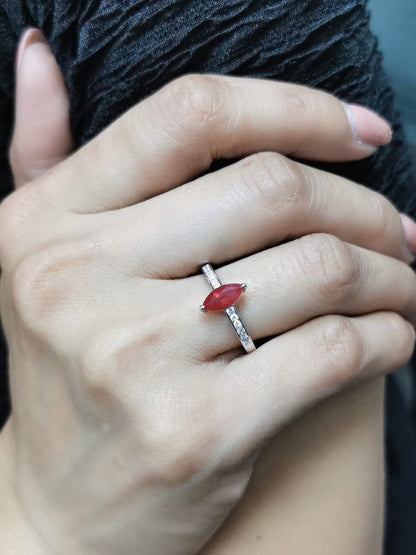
[202,283,244,311]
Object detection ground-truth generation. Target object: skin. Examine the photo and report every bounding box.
[201,378,385,554]
[1,30,415,554]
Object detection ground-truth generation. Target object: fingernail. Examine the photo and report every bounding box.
[16,28,48,74]
[400,214,416,260]
[343,103,392,148]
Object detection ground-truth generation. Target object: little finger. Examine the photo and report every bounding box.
[217,312,415,463]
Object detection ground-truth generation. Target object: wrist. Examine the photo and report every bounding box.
[0,421,51,555]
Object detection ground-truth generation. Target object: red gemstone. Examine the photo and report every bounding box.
[202,284,244,311]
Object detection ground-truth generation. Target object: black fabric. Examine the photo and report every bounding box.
[385,370,416,555]
[0,1,415,552]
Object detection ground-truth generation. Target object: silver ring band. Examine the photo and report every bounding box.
[201,264,256,354]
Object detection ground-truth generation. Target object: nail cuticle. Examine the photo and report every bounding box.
[342,102,392,149]
[342,102,362,145]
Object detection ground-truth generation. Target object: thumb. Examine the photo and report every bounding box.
[9,28,73,188]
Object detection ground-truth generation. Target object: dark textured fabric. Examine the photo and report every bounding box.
[0,1,415,552]
[385,372,416,555]
[1,1,415,207]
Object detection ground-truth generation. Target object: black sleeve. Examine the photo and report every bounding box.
[0,6,17,427]
[0,6,17,201]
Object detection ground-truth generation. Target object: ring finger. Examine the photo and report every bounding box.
[185,234,416,357]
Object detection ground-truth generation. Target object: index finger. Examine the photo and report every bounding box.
[44,74,391,212]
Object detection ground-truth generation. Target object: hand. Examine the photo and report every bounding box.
[1,31,415,555]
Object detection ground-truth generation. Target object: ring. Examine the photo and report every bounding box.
[200,264,256,354]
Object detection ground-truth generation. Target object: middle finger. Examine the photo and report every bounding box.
[109,151,411,277]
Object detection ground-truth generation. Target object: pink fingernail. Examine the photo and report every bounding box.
[343,103,392,148]
[16,28,48,74]
[400,214,416,257]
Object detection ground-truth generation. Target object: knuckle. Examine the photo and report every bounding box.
[137,381,222,485]
[141,419,200,485]
[76,322,173,409]
[75,329,122,407]
[161,74,225,133]
[237,152,306,210]
[279,86,324,140]
[140,403,216,486]
[0,186,49,263]
[385,313,416,367]
[315,315,365,389]
[282,86,316,118]
[11,239,98,334]
[299,233,359,299]
[80,328,149,390]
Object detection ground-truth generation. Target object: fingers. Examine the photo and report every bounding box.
[9,28,73,188]
[401,214,416,258]
[220,312,415,460]
[45,74,391,213]
[190,235,416,356]
[126,152,411,274]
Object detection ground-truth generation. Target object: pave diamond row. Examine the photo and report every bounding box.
[225,306,254,352]
[202,263,222,289]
